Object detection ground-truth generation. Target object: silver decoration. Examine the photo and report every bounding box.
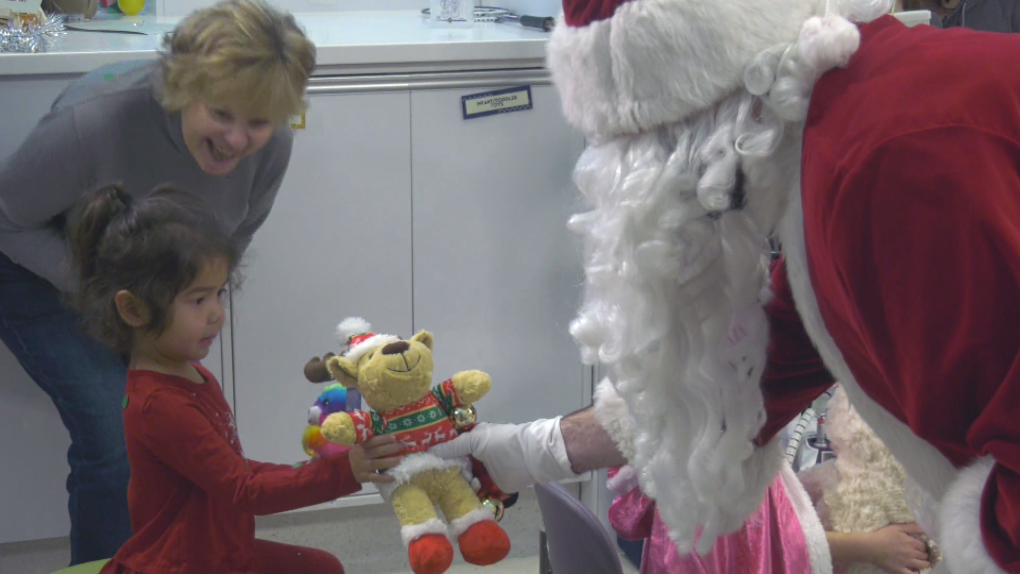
[1,13,65,54]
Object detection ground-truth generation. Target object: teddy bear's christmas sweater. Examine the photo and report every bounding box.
[348,379,463,453]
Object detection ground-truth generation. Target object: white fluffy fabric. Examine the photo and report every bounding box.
[335,317,401,363]
[820,386,941,574]
[377,453,472,501]
[337,317,372,342]
[546,0,897,141]
[343,334,402,364]
[560,0,893,556]
[593,378,637,461]
[798,15,861,71]
[567,77,800,557]
[939,457,1005,574]
[448,507,494,539]
[400,518,448,547]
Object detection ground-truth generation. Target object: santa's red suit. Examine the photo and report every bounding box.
[763,15,1020,571]
[545,0,1020,572]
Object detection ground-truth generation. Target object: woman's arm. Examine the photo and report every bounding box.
[0,109,93,291]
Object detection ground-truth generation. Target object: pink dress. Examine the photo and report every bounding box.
[608,468,813,574]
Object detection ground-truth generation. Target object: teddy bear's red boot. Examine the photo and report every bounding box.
[408,533,454,574]
[457,520,511,566]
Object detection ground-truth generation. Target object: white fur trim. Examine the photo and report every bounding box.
[401,518,448,547]
[776,192,959,501]
[343,334,402,364]
[448,507,495,540]
[779,460,832,574]
[547,0,825,140]
[377,453,471,501]
[337,317,372,343]
[797,15,860,71]
[592,378,637,461]
[939,457,1005,574]
[607,465,640,497]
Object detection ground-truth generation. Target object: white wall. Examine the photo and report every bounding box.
[159,0,422,17]
[484,0,559,17]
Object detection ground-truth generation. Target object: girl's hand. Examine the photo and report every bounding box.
[866,523,932,574]
[347,434,404,484]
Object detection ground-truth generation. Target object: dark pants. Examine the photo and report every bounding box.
[0,252,131,565]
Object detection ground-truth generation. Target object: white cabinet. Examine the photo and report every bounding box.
[0,76,85,543]
[409,84,588,423]
[229,75,590,474]
[229,90,414,468]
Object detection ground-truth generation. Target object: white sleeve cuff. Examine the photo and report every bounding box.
[522,417,581,484]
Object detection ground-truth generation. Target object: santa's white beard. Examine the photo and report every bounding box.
[567,92,804,554]
[554,0,892,554]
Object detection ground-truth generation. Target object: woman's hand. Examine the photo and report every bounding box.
[864,523,932,574]
[347,434,404,484]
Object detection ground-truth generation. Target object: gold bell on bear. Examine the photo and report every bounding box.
[481,497,505,522]
[452,405,477,430]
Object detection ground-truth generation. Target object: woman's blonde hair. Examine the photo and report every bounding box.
[158,0,316,124]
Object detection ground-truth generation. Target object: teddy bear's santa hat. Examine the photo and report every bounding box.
[336,317,401,363]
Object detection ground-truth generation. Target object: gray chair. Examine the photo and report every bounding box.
[534,481,626,574]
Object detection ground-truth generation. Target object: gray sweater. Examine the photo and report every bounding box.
[941,0,1020,32]
[0,60,292,291]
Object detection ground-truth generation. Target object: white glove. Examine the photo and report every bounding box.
[428,418,579,492]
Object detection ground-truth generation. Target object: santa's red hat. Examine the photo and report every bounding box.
[547,0,837,140]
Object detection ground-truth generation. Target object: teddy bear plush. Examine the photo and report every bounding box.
[798,385,943,574]
[319,318,511,574]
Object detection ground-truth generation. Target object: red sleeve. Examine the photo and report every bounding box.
[754,259,836,446]
[139,390,362,516]
[246,460,300,474]
[830,127,1020,570]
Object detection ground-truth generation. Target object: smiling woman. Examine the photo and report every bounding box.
[0,0,315,566]
[158,0,315,175]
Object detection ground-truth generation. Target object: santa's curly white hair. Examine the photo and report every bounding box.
[557,0,895,555]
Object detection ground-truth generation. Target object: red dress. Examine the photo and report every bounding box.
[100,365,361,574]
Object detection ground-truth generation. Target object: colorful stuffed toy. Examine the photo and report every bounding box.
[320,318,511,574]
[302,383,350,458]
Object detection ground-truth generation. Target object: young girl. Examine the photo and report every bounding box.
[68,185,403,574]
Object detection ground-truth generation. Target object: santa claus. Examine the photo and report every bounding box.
[431,0,1020,572]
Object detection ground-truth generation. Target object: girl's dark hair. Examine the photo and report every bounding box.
[68,184,242,353]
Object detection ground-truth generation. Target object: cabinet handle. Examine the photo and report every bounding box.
[307,70,552,94]
[518,15,555,32]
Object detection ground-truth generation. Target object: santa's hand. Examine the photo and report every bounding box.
[428,419,579,492]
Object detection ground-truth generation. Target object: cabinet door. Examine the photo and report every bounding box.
[0,77,74,544]
[230,92,413,468]
[410,84,588,423]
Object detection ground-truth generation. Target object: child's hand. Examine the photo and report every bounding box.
[865,523,932,574]
[348,435,404,484]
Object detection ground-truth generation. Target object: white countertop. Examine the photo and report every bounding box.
[0,10,552,76]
